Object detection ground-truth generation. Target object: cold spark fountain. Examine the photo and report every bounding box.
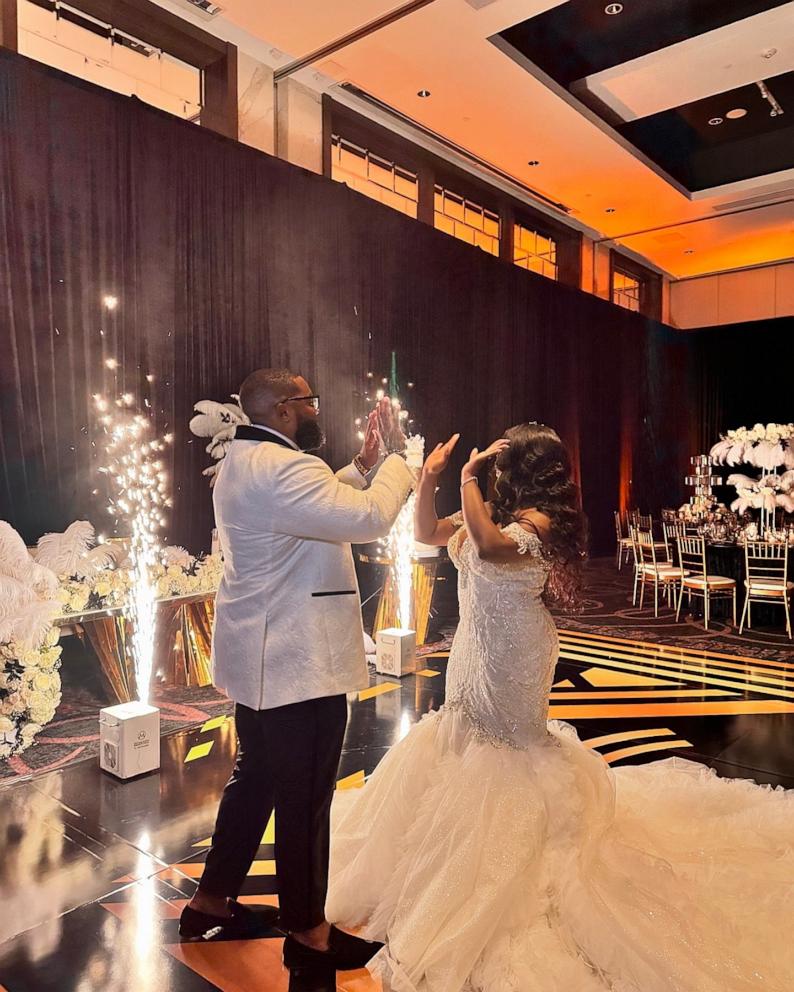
[95,390,172,778]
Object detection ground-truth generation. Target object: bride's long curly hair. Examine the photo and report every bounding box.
[489,423,588,610]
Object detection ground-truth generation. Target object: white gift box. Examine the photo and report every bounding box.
[99,702,160,779]
[375,627,417,678]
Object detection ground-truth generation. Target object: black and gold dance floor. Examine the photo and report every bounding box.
[1,566,793,991]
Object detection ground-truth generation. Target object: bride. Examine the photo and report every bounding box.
[327,423,794,992]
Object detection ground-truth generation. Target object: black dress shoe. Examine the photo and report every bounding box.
[283,926,384,971]
[179,899,280,941]
[287,963,336,992]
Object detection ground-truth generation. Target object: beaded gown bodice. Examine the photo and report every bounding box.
[445,518,558,750]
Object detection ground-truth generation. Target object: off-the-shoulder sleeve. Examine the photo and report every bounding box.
[501,522,542,556]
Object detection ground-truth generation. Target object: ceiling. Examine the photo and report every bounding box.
[179,0,794,278]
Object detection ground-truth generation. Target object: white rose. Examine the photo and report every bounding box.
[20,722,42,744]
[0,715,16,736]
[45,627,61,648]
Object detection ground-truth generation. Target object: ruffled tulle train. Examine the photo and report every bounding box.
[327,707,794,992]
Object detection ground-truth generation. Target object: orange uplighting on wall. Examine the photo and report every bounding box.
[619,430,633,512]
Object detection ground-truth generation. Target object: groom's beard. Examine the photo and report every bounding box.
[295,418,326,452]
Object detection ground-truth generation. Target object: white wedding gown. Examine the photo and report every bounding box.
[327,519,794,992]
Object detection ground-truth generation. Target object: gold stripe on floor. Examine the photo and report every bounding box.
[559,636,794,686]
[550,688,738,700]
[584,728,676,749]
[558,649,794,699]
[359,682,400,701]
[548,699,794,720]
[336,770,366,790]
[200,715,228,732]
[581,667,683,687]
[184,741,214,763]
[559,628,794,672]
[604,740,693,764]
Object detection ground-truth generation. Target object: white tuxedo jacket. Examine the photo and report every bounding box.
[210,426,415,710]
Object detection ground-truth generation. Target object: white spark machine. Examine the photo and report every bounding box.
[375,627,417,677]
[99,702,160,779]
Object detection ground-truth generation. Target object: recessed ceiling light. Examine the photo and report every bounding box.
[417,89,431,98]
[762,48,778,60]
[605,207,616,213]
[605,2,623,13]
[708,117,724,126]
[527,160,540,166]
[726,108,747,119]
[684,249,695,255]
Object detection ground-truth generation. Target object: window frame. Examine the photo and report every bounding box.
[323,97,582,288]
[609,250,662,320]
[8,0,237,137]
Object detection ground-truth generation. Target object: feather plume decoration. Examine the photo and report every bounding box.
[163,545,192,568]
[29,562,59,597]
[206,430,235,461]
[189,400,248,439]
[82,543,124,571]
[13,598,61,650]
[754,440,784,471]
[34,521,95,578]
[201,463,221,487]
[0,521,35,581]
[190,396,249,486]
[0,575,34,615]
[776,494,794,512]
[725,442,747,466]
[726,473,759,489]
[709,439,732,463]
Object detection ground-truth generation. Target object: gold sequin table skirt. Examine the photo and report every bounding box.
[56,595,215,704]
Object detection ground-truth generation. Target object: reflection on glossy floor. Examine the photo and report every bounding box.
[2,626,794,991]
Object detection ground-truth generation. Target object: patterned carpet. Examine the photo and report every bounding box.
[2,556,790,784]
[553,556,794,663]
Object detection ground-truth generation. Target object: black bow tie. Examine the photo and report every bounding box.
[233,425,295,450]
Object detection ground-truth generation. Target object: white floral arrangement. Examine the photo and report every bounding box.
[0,523,62,758]
[710,423,794,470]
[153,551,224,599]
[189,395,249,486]
[1,518,225,758]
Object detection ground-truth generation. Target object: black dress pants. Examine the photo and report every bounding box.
[199,694,348,932]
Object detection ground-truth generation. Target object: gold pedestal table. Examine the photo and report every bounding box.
[56,593,215,704]
[358,550,444,646]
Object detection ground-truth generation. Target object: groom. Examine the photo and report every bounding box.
[180,368,414,972]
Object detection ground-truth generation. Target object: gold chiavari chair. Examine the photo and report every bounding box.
[739,542,793,640]
[662,520,687,567]
[635,527,686,617]
[676,535,736,630]
[614,511,633,570]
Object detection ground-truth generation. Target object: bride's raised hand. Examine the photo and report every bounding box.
[422,434,460,476]
[461,438,509,482]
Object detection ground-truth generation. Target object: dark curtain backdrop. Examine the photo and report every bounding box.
[694,315,794,450]
[0,51,697,557]
[692,315,794,509]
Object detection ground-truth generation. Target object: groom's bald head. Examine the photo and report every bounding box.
[239,368,301,424]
